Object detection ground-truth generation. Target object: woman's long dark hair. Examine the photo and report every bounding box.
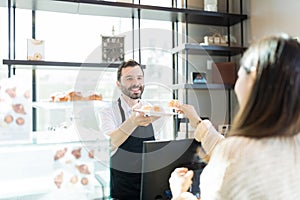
[229,35,300,138]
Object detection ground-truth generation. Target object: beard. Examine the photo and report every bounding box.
[120,84,144,99]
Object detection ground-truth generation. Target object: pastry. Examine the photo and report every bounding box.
[54,148,67,161]
[24,90,31,99]
[76,164,91,174]
[142,105,152,111]
[87,94,102,101]
[71,147,81,159]
[88,150,94,159]
[54,172,64,188]
[5,87,16,98]
[70,175,78,184]
[16,117,25,125]
[68,91,84,101]
[153,105,162,112]
[81,177,88,185]
[4,115,13,124]
[12,104,26,114]
[169,99,180,108]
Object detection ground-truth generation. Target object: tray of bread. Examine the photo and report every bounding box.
[32,90,105,110]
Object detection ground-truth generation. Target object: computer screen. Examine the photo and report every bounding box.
[140,139,207,200]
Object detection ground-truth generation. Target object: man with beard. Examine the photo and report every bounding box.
[99,60,161,200]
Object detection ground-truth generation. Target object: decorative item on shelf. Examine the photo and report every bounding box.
[202,33,227,46]
[212,62,236,85]
[27,39,45,61]
[102,35,125,62]
[204,0,217,11]
[191,72,207,84]
[184,0,226,12]
[101,26,125,62]
[201,27,228,46]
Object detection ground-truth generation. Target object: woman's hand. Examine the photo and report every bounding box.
[169,168,194,199]
[178,104,201,128]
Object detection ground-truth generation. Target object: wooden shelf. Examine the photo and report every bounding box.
[171,83,233,90]
[1,0,247,26]
[171,43,247,56]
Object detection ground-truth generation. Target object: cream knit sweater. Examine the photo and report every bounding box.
[196,120,300,200]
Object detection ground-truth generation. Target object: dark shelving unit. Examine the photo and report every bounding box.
[171,0,248,137]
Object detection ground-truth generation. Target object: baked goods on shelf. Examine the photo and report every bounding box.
[50,90,103,102]
[87,94,102,101]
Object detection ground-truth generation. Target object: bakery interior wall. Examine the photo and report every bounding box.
[250,0,300,42]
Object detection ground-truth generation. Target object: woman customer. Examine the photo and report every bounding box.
[169,34,300,200]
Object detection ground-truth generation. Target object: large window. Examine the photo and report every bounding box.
[1,3,175,138]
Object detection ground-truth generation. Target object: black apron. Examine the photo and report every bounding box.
[110,98,155,200]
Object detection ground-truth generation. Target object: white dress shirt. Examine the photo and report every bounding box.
[98,96,162,154]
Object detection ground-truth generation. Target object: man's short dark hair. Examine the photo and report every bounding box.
[117,59,143,81]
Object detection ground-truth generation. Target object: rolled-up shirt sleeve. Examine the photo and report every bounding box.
[194,120,225,159]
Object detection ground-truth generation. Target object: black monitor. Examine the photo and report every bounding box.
[140,139,207,200]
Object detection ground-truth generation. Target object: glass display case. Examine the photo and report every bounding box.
[0,136,110,199]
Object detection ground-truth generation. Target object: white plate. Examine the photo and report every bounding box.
[133,109,178,116]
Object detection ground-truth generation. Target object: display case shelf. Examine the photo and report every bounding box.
[0,0,247,26]
[0,137,109,199]
[32,100,108,110]
[171,43,247,56]
[171,83,233,90]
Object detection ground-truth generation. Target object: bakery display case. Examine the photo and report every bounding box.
[0,138,110,199]
[0,74,110,199]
